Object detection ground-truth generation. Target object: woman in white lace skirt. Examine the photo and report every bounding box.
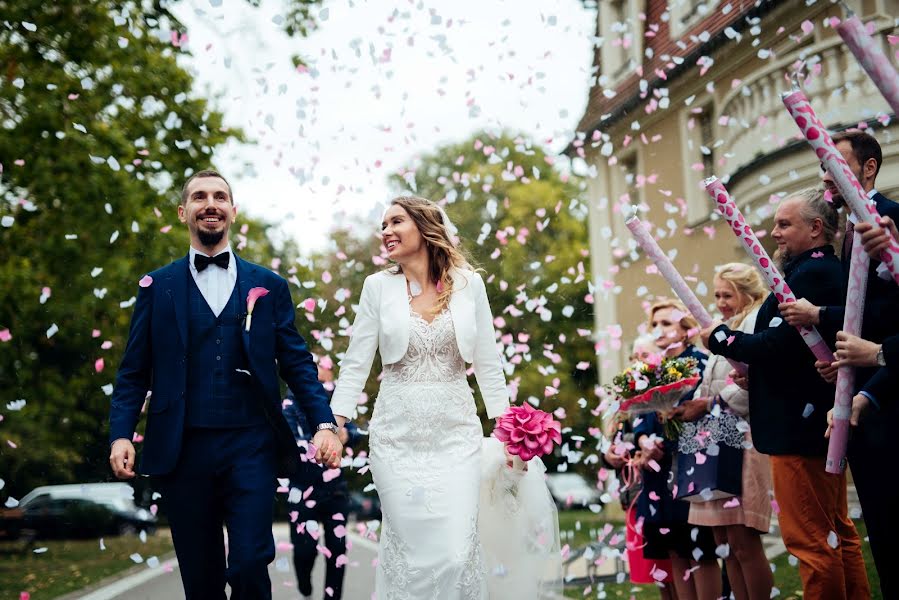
[330,196,560,599]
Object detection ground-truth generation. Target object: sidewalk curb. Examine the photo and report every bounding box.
[54,552,178,600]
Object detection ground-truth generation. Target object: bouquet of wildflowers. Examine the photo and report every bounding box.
[607,356,700,416]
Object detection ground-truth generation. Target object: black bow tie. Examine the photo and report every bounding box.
[194,252,230,272]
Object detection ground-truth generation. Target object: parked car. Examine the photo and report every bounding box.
[17,482,156,539]
[545,473,601,509]
[0,506,23,540]
[346,491,381,521]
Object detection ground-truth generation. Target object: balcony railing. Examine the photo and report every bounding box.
[717,21,897,176]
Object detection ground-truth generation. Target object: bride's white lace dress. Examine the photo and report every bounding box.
[368,308,561,599]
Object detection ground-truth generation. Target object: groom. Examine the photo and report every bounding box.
[108,169,342,599]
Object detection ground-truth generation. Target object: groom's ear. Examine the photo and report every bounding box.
[177,204,187,224]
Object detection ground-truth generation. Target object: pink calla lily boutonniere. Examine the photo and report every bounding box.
[245,287,270,332]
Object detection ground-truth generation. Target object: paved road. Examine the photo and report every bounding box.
[81,523,378,600]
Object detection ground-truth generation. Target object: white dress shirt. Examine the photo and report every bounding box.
[188,244,237,317]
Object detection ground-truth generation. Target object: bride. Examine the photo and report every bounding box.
[330,196,560,599]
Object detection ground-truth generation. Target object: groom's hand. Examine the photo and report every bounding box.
[109,438,136,479]
[312,430,343,468]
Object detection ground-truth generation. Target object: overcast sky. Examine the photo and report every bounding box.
[172,0,596,253]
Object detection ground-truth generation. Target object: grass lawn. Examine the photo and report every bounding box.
[563,519,881,599]
[0,530,174,599]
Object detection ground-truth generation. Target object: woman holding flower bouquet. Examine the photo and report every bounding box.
[670,263,773,600]
[330,196,561,599]
[632,299,721,600]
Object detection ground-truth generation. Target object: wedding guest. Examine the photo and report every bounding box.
[604,335,675,597]
[776,131,899,597]
[633,300,720,600]
[700,188,869,599]
[670,263,773,600]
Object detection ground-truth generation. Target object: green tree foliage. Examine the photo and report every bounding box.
[0,0,309,498]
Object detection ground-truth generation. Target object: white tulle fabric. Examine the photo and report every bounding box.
[368,309,561,599]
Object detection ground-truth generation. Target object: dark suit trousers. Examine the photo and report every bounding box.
[848,402,899,599]
[159,426,277,600]
[288,482,349,599]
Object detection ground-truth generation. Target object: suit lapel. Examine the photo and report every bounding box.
[236,256,254,356]
[168,256,190,349]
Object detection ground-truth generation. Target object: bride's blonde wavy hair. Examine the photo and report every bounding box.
[387,196,476,314]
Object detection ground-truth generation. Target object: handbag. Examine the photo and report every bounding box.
[674,410,744,502]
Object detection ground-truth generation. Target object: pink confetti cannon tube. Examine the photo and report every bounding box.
[704,177,835,363]
[827,231,870,474]
[783,90,899,285]
[624,213,747,375]
[835,14,899,116]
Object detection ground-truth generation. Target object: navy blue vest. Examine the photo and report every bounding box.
[185,277,266,428]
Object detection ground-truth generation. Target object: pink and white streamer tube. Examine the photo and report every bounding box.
[624,213,747,375]
[834,14,899,116]
[704,177,835,363]
[783,90,899,285]
[827,231,870,474]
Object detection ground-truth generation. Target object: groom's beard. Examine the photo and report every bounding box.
[198,228,225,247]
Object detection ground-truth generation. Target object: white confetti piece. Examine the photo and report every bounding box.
[33,547,48,554]
[22,21,37,31]
[827,531,838,549]
[101,384,114,396]
[46,323,59,338]
[802,403,814,418]
[5,496,19,508]
[768,317,783,327]
[91,267,103,277]
[130,553,144,563]
[146,555,160,568]
[6,399,25,411]
[714,330,727,342]
[1,216,14,227]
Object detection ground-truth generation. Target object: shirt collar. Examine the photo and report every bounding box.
[848,189,878,224]
[188,243,234,273]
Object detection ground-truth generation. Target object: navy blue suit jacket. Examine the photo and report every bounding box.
[108,254,334,477]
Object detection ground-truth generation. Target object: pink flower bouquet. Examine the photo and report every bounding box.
[608,356,700,415]
[493,403,562,463]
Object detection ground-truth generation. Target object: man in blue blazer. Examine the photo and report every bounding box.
[108,169,342,600]
[778,130,899,598]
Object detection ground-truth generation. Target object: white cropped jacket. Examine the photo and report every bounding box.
[329,268,510,420]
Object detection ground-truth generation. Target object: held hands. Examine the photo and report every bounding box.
[729,369,749,390]
[109,439,136,480]
[815,360,839,384]
[311,429,344,469]
[777,298,819,328]
[856,216,899,260]
[668,398,710,422]
[637,435,664,465]
[825,393,871,438]
[834,331,881,367]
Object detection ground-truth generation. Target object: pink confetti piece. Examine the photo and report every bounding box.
[94,358,104,373]
[322,468,341,483]
[92,329,101,338]
[723,497,741,508]
[139,275,153,287]
[0,329,11,342]
[159,225,172,233]
[303,298,316,312]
